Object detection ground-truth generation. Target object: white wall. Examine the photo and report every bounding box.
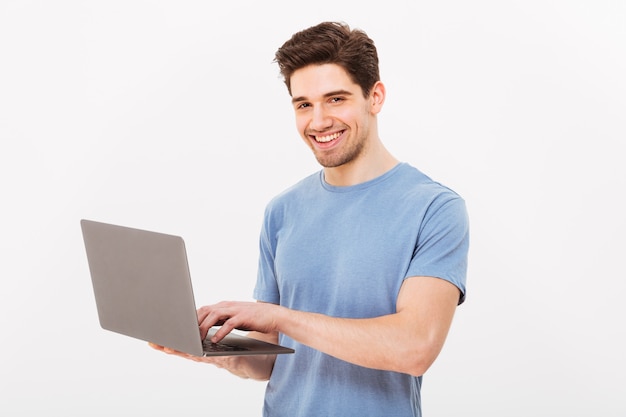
[1,1,624,415]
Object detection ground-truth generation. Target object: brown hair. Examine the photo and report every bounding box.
[274,21,380,98]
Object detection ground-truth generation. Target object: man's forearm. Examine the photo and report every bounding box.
[273,277,459,377]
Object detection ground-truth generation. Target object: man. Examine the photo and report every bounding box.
[151,21,469,416]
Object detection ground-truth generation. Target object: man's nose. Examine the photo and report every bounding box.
[309,106,332,131]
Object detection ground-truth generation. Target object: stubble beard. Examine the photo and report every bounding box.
[313,133,367,168]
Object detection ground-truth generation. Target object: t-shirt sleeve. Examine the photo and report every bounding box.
[405,194,470,304]
[253,206,280,304]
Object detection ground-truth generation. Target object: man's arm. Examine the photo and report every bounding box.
[204,275,460,377]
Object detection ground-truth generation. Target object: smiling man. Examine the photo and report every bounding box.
[151,21,470,417]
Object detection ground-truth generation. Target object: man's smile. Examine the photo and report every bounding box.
[312,130,345,143]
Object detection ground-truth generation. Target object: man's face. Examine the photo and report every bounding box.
[290,64,374,168]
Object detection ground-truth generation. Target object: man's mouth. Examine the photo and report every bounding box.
[313,131,343,143]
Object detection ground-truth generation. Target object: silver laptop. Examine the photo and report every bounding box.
[80,219,294,357]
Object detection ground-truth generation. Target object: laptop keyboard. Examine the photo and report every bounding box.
[202,339,248,352]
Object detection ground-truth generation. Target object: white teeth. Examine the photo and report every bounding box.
[315,132,341,143]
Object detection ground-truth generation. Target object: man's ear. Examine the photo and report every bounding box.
[370,81,386,115]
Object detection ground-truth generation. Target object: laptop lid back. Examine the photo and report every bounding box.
[80,219,204,356]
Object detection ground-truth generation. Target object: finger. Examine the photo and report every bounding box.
[199,307,234,337]
[197,305,212,323]
[163,346,183,355]
[210,317,244,343]
[150,343,189,358]
[198,315,225,340]
[197,302,231,320]
[197,306,217,339]
[197,307,213,338]
[148,342,164,351]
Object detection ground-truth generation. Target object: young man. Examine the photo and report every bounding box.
[152,21,469,417]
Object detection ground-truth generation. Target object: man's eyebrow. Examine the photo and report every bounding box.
[291,89,354,104]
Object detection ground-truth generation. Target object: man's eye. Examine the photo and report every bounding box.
[330,97,344,103]
[297,103,311,109]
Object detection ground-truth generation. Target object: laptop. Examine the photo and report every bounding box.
[80,219,294,357]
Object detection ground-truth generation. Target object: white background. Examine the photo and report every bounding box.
[1,1,624,415]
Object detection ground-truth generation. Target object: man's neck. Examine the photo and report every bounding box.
[323,145,399,187]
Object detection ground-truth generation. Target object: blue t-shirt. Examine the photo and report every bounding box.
[253,163,469,417]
